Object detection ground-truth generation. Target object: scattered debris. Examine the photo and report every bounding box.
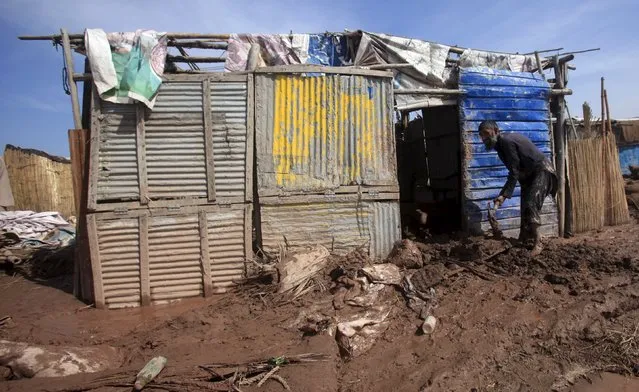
[0,316,12,329]
[487,201,503,238]
[199,353,328,391]
[386,239,425,269]
[134,356,167,390]
[277,246,330,300]
[421,315,437,334]
[0,340,121,379]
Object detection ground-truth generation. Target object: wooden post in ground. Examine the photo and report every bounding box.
[60,29,82,129]
[552,56,566,237]
[68,128,92,302]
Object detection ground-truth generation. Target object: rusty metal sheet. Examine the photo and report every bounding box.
[210,81,250,200]
[255,72,397,195]
[96,217,141,309]
[146,81,208,200]
[90,74,253,209]
[90,203,251,309]
[259,197,400,260]
[148,214,204,303]
[95,102,139,202]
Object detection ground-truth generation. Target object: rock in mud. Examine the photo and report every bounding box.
[0,340,121,379]
[544,274,569,285]
[386,240,424,269]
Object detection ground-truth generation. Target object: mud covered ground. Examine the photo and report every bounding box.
[1,217,639,391]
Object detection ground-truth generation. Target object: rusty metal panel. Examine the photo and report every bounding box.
[96,102,139,202]
[90,203,250,309]
[96,217,141,309]
[145,82,208,200]
[207,205,249,292]
[260,197,400,260]
[210,81,250,200]
[148,213,204,303]
[90,74,252,209]
[255,72,397,195]
[369,201,401,260]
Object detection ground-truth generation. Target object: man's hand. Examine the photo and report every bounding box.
[493,195,505,207]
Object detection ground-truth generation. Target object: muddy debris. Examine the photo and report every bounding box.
[386,239,426,269]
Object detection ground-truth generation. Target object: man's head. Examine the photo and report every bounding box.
[479,120,500,150]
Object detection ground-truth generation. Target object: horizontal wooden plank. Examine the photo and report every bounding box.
[467,151,552,168]
[467,141,551,154]
[459,72,549,88]
[463,121,550,133]
[465,132,550,144]
[462,86,549,99]
[461,97,548,111]
[460,108,549,122]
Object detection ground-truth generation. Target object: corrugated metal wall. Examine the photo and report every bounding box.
[146,82,208,199]
[87,74,253,309]
[255,71,396,195]
[207,208,248,292]
[254,67,401,260]
[458,67,558,237]
[96,102,139,202]
[89,74,253,210]
[89,205,251,309]
[95,217,141,309]
[260,199,400,260]
[148,214,204,302]
[211,81,250,200]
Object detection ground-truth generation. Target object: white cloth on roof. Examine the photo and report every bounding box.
[459,49,536,72]
[85,28,168,109]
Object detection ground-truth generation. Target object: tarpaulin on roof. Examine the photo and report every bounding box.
[224,33,350,72]
[458,67,557,238]
[353,32,537,108]
[354,32,452,108]
[619,120,639,144]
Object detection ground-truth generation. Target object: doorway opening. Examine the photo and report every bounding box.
[396,105,462,237]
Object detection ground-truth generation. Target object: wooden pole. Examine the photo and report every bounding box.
[534,51,546,80]
[394,88,464,95]
[68,130,86,216]
[169,40,228,49]
[20,32,231,41]
[604,89,613,135]
[552,56,566,237]
[60,28,82,129]
[601,77,606,135]
[166,55,225,63]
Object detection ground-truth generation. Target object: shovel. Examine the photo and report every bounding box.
[487,201,503,238]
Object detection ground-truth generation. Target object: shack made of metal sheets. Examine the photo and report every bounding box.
[87,74,254,211]
[254,66,397,196]
[87,204,252,309]
[458,67,558,238]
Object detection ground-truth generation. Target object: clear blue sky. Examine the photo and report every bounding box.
[1,0,637,157]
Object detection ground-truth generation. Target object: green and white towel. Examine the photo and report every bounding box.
[85,29,167,109]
